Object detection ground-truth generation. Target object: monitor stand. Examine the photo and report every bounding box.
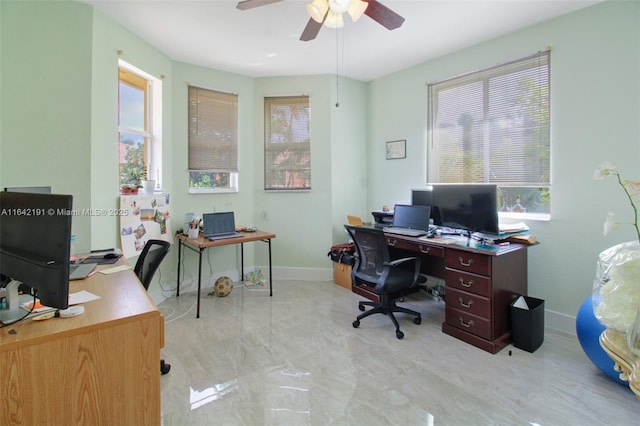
[0,279,26,324]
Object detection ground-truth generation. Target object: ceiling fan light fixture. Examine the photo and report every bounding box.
[324,10,344,28]
[306,0,329,23]
[328,0,351,14]
[347,0,368,22]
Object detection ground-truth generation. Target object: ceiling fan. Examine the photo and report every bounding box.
[236,0,405,42]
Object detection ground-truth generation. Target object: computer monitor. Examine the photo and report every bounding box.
[4,186,52,193]
[392,204,432,231]
[0,192,72,323]
[430,184,499,236]
[411,187,441,226]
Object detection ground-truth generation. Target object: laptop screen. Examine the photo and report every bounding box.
[392,204,431,231]
[203,212,236,235]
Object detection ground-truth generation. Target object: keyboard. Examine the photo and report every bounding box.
[383,227,427,237]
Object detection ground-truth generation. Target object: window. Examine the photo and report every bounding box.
[118,61,162,192]
[428,51,550,218]
[264,96,311,191]
[188,86,238,193]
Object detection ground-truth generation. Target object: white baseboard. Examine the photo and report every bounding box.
[544,308,577,336]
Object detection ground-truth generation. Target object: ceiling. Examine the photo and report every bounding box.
[80,0,604,81]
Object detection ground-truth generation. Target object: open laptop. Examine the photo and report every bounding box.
[203,212,244,241]
[383,204,431,237]
[69,262,97,280]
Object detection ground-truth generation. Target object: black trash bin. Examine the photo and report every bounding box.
[510,296,545,353]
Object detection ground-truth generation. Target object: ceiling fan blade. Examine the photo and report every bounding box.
[300,17,323,42]
[363,0,405,30]
[236,0,283,11]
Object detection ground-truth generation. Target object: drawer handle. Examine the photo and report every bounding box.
[459,277,474,288]
[458,297,473,308]
[458,257,475,267]
[420,246,430,254]
[459,317,475,328]
[388,239,397,247]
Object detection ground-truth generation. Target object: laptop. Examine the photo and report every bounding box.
[69,263,98,280]
[383,204,431,237]
[203,212,244,241]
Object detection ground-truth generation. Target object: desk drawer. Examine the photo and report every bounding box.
[446,269,491,297]
[446,287,490,318]
[445,307,491,340]
[445,249,491,275]
[386,237,444,258]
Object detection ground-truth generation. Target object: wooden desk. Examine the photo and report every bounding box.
[176,230,276,318]
[356,233,529,354]
[0,260,163,425]
[600,329,640,399]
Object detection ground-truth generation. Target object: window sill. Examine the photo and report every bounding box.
[189,188,238,194]
[499,211,550,222]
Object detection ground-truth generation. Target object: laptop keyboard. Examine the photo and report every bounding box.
[383,227,427,237]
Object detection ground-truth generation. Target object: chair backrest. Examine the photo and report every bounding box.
[344,225,391,284]
[134,239,171,291]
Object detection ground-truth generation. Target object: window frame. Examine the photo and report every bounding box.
[427,51,551,221]
[264,95,311,192]
[118,60,162,191]
[187,85,239,194]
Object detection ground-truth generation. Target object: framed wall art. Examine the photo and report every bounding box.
[386,139,406,160]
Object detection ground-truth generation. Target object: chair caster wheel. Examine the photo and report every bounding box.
[358,304,365,311]
[352,320,360,328]
[414,316,422,325]
[396,330,404,339]
[160,359,171,375]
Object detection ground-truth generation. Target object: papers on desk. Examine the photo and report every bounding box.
[20,290,100,312]
[99,265,132,275]
[498,222,529,234]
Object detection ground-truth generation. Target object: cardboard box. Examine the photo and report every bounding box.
[333,262,352,289]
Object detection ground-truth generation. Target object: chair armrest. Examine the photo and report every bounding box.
[385,256,422,286]
[385,257,419,267]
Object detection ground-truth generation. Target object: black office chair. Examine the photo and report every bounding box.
[345,225,426,339]
[134,239,171,374]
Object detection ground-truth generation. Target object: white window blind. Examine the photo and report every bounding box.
[264,96,311,190]
[188,86,238,172]
[428,51,550,215]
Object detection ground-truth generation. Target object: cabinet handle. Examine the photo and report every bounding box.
[420,246,430,254]
[459,277,474,288]
[459,317,475,328]
[388,239,397,247]
[458,297,473,308]
[458,257,474,267]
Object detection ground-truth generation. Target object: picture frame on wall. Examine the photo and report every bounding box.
[386,139,406,160]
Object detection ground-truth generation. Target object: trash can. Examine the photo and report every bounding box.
[510,295,545,353]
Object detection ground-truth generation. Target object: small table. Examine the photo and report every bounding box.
[600,329,640,399]
[176,230,276,318]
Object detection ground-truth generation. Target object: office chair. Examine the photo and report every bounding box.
[345,225,426,339]
[134,239,172,374]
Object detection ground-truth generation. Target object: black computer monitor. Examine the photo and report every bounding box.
[411,187,441,226]
[4,186,52,193]
[430,184,499,236]
[0,191,72,323]
[392,204,432,231]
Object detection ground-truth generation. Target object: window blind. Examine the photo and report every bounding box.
[264,96,311,190]
[188,86,238,172]
[429,51,550,187]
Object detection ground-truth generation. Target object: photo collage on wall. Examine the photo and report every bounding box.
[119,193,172,258]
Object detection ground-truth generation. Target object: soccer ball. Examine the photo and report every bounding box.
[214,276,233,297]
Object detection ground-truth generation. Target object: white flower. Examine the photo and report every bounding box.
[604,211,616,236]
[594,161,618,180]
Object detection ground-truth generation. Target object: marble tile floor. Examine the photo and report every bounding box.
[158,280,639,426]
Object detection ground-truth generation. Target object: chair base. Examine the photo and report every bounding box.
[352,294,421,339]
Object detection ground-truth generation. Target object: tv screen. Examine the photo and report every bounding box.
[0,192,72,314]
[431,184,499,235]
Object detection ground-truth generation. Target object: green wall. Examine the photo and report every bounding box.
[366,0,640,329]
[2,0,639,330]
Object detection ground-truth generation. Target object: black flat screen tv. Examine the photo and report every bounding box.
[430,184,499,236]
[0,191,72,316]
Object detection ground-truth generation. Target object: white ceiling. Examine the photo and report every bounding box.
[81,0,603,81]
